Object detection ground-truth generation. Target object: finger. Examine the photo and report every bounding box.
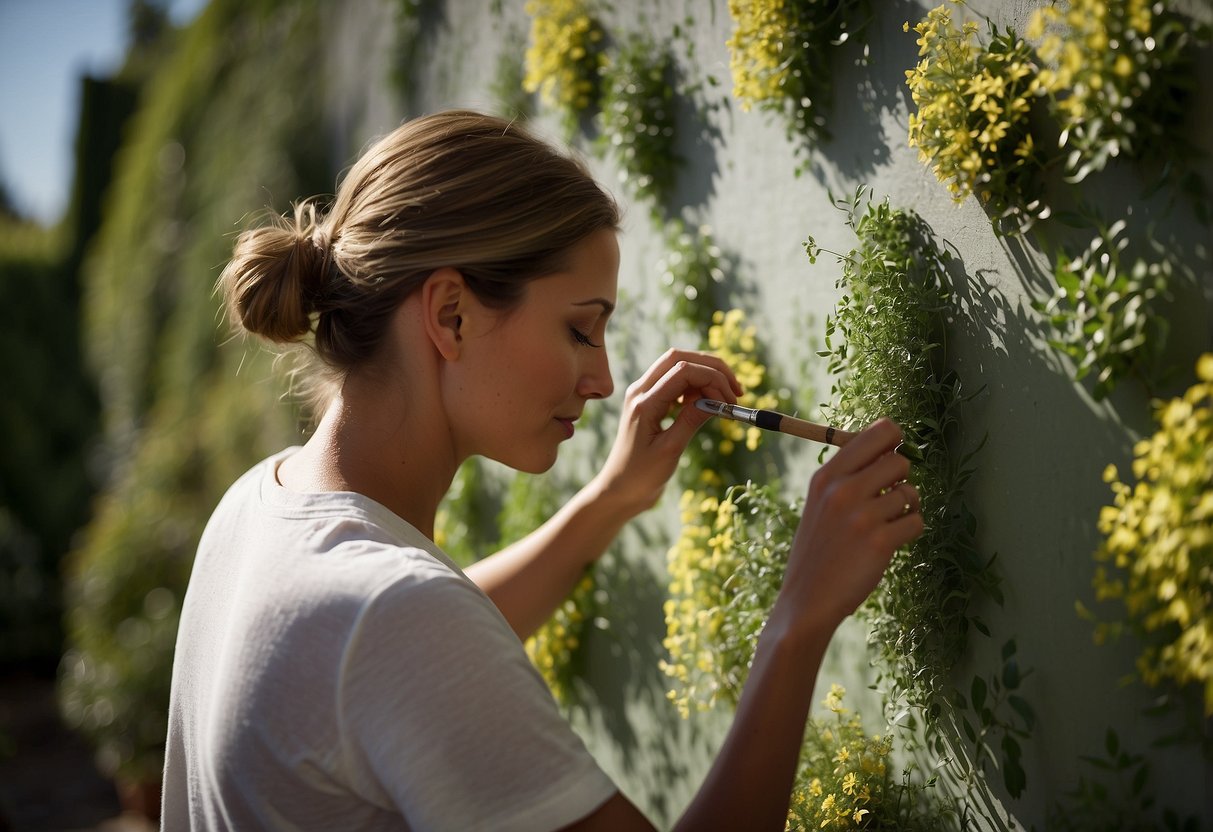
[853,451,912,498]
[827,418,904,477]
[629,349,744,399]
[636,361,739,417]
[634,363,739,445]
[880,509,926,550]
[876,482,921,521]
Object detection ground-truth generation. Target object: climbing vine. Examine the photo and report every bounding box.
[598,34,680,218]
[810,189,995,708]
[1034,217,1174,401]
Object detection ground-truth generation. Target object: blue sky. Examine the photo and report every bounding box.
[0,0,208,225]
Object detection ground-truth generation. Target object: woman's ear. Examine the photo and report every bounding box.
[420,267,465,361]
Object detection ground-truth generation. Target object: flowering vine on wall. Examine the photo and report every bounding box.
[1028,0,1198,183]
[488,0,1211,823]
[1092,353,1213,714]
[523,0,605,135]
[905,3,1050,233]
[725,0,868,158]
[661,308,787,717]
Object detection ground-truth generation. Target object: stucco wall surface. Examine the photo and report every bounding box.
[326,1,1213,828]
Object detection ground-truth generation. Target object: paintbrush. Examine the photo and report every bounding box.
[694,399,856,448]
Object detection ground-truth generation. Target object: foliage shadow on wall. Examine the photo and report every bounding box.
[664,85,724,223]
[809,0,922,185]
[934,246,1212,821]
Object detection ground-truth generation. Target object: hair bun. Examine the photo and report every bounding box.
[219,200,330,343]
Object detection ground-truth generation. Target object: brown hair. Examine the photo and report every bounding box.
[219,110,619,387]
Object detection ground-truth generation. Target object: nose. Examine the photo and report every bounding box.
[577,349,614,400]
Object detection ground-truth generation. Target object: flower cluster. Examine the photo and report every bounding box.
[1094,354,1213,713]
[727,0,796,108]
[787,686,895,831]
[598,36,679,215]
[662,478,803,717]
[1028,0,1195,182]
[525,571,595,706]
[905,2,1049,232]
[705,309,784,460]
[497,471,596,707]
[726,0,865,148]
[1034,218,1172,401]
[661,306,787,717]
[680,307,785,490]
[660,488,743,717]
[523,0,604,130]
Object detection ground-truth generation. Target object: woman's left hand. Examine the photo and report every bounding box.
[591,348,743,515]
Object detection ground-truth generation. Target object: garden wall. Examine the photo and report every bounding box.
[311,0,1213,828]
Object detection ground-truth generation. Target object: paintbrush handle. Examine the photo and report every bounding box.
[776,413,856,447]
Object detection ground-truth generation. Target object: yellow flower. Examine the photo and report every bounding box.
[841,772,858,795]
[726,0,793,107]
[523,0,603,117]
[905,3,1044,219]
[1095,355,1213,713]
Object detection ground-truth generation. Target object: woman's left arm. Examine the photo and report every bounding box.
[466,349,742,639]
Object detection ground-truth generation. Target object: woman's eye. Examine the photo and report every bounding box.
[569,327,602,348]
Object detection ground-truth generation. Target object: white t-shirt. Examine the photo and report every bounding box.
[161,449,617,831]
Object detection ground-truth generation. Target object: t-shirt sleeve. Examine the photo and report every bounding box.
[335,565,617,832]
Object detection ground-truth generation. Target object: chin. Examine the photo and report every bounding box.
[493,446,559,475]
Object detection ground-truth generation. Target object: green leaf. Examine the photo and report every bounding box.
[1132,763,1149,796]
[1008,694,1035,729]
[971,676,987,712]
[962,717,977,744]
[1003,755,1027,797]
[1002,658,1020,690]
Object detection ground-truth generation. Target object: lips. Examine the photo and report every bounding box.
[555,413,581,439]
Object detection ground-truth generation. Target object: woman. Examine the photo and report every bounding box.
[161,110,922,831]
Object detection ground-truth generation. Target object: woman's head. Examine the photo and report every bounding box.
[219,110,620,388]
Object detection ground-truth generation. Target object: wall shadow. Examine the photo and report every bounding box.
[810,0,921,185]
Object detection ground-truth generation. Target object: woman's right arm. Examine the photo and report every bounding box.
[563,418,922,832]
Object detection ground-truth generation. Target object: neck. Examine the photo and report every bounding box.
[278,374,459,539]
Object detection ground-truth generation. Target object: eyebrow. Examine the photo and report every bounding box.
[572,298,616,316]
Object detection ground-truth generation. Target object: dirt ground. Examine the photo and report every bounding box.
[0,673,154,832]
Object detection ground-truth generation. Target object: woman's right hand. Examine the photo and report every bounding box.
[592,348,743,516]
[773,418,924,639]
